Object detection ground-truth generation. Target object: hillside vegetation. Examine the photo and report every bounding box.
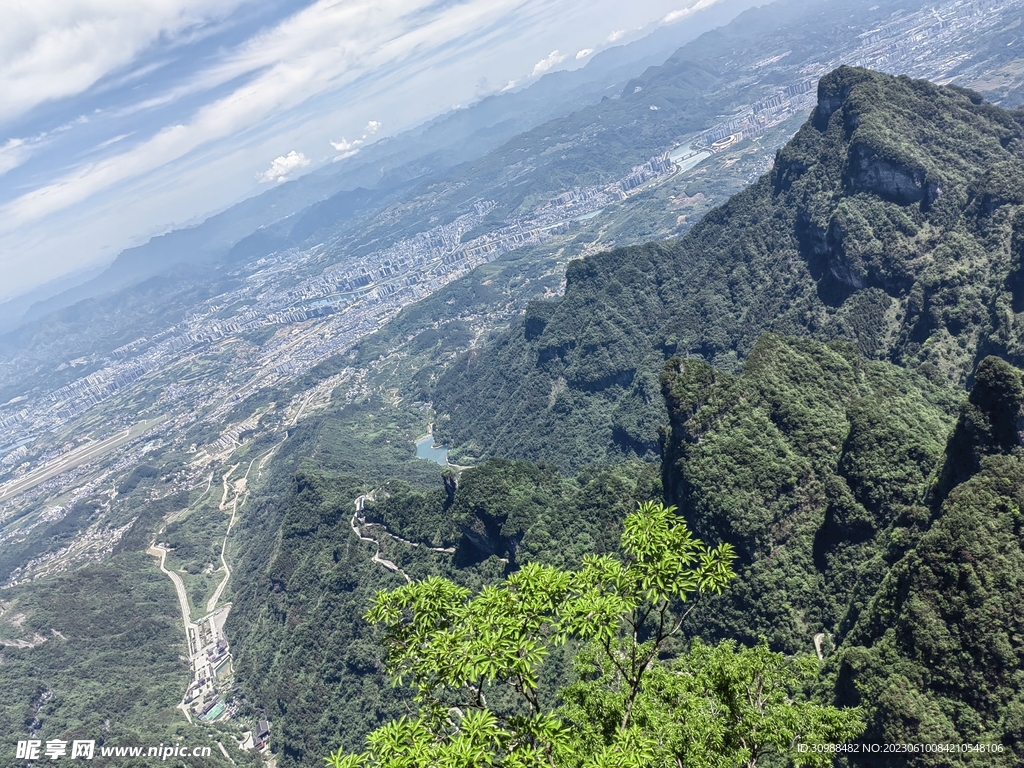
[834,356,1024,763]
[659,335,960,653]
[225,67,1024,766]
[660,338,1024,763]
[432,67,1024,470]
[223,384,663,764]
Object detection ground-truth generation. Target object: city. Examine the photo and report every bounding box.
[0,0,1018,760]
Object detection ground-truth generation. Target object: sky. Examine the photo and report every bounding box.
[0,0,733,302]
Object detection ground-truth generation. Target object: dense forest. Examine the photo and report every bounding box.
[660,340,1024,761]
[229,435,664,761]
[431,67,1024,470]
[221,68,1024,767]
[5,1,1024,761]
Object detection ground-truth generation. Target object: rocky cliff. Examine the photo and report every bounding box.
[432,67,1024,469]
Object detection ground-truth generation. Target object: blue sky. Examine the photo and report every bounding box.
[0,0,730,301]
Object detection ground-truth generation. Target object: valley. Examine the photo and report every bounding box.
[1,0,1023,765]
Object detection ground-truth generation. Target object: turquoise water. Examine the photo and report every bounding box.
[574,209,603,221]
[202,701,226,721]
[415,436,448,465]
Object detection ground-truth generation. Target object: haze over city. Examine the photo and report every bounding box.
[3,0,1024,763]
[0,0,736,301]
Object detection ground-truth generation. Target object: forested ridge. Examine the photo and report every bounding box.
[225,68,1024,767]
[431,67,1024,470]
[422,67,1024,762]
[660,341,1024,763]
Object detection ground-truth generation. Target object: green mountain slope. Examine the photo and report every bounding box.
[659,339,1024,761]
[230,338,1024,765]
[221,67,1024,766]
[658,334,960,653]
[432,67,1024,470]
[834,356,1024,764]
[227,421,660,764]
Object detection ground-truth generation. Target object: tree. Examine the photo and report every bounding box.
[562,639,866,768]
[325,502,863,768]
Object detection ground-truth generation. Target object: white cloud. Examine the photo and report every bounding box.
[94,132,134,150]
[0,120,97,178]
[0,138,32,176]
[256,150,310,183]
[662,0,722,24]
[575,48,594,60]
[330,119,381,157]
[531,50,567,77]
[1,0,734,298]
[606,30,626,42]
[0,0,525,229]
[330,137,361,152]
[0,0,247,124]
[501,79,517,92]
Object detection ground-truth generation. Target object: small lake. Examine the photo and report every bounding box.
[415,435,449,465]
[574,208,604,221]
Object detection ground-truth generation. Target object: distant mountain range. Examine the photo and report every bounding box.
[3,1,1024,766]
[418,66,1024,760]
[230,67,1024,766]
[432,66,1024,469]
[0,0,759,334]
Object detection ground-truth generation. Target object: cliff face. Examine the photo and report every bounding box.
[846,142,940,207]
[432,67,1024,469]
[657,339,1024,763]
[932,355,1024,499]
[836,356,1024,765]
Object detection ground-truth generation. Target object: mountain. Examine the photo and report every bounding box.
[432,67,1024,470]
[0,0,834,402]
[5,4,1024,766]
[414,65,1024,762]
[216,66,1024,766]
[225,401,662,761]
[834,355,1024,761]
[207,55,1024,761]
[658,335,959,653]
[6,0,1012,409]
[1,0,760,333]
[645,336,1024,763]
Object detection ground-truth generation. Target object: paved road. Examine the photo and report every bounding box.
[350,495,411,583]
[206,453,262,614]
[0,419,163,502]
[148,545,198,656]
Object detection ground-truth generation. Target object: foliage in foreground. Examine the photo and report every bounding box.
[325,502,864,767]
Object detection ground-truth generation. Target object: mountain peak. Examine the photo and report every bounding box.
[434,67,1024,468]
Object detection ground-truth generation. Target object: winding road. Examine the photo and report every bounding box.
[207,450,269,613]
[148,545,199,656]
[350,495,411,583]
[349,492,458,583]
